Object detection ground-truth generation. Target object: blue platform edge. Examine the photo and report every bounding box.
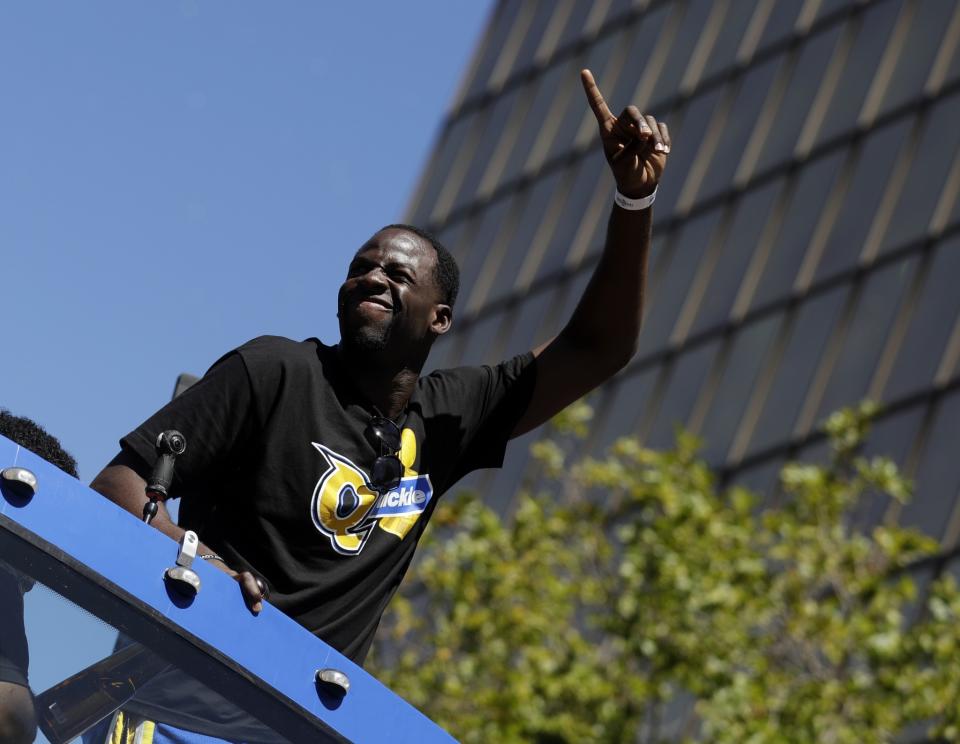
[0,435,456,744]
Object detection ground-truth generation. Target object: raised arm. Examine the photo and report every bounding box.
[512,69,670,437]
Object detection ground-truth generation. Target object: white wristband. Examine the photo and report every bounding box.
[614,186,657,211]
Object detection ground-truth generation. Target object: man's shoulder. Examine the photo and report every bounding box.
[236,334,324,353]
[234,335,326,363]
[227,335,330,383]
[415,352,536,406]
[419,352,535,383]
[416,362,483,392]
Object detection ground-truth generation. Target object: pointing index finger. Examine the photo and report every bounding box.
[581,69,613,125]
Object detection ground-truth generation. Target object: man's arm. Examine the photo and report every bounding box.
[512,69,671,437]
[91,451,267,614]
[91,350,268,611]
[91,451,184,542]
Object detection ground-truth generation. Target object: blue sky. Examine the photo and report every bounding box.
[1,1,492,727]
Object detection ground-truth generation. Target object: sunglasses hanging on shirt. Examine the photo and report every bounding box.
[364,415,403,494]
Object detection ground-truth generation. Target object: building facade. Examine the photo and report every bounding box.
[406,0,960,576]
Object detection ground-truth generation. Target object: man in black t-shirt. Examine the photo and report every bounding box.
[91,71,672,666]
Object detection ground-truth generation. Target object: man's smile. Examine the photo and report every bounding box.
[356,296,394,313]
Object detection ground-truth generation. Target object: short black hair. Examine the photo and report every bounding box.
[0,409,78,478]
[382,223,459,308]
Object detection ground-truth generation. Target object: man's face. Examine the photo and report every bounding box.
[337,228,451,357]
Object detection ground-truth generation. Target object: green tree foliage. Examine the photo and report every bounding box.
[368,402,960,743]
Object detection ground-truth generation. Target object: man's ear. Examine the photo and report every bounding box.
[431,304,453,335]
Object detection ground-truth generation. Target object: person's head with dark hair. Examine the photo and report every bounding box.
[338,225,459,369]
[380,223,459,308]
[0,410,78,478]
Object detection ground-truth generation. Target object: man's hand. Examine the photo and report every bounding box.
[205,558,267,614]
[581,68,670,198]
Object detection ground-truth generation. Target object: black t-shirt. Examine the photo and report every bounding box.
[121,336,536,664]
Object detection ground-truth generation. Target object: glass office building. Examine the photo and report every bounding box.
[406,0,960,560]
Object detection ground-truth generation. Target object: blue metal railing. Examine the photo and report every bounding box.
[0,434,455,744]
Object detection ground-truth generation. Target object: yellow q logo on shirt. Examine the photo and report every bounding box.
[310,443,379,555]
